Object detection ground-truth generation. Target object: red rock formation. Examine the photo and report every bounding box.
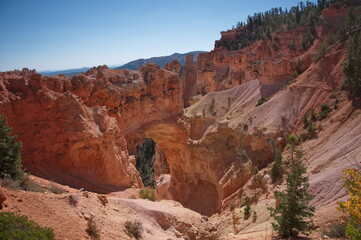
[0,4,356,221]
[215,28,246,49]
[196,26,317,95]
[0,64,183,192]
[181,55,197,107]
[164,60,181,75]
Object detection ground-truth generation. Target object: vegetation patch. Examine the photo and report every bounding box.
[343,32,361,99]
[256,97,269,106]
[268,148,315,238]
[0,212,54,240]
[136,138,156,188]
[86,216,101,240]
[124,221,143,240]
[0,115,23,180]
[338,167,361,239]
[0,174,46,193]
[48,182,68,194]
[271,151,283,183]
[216,1,330,50]
[321,222,347,239]
[319,103,332,120]
[139,188,156,201]
[244,205,251,220]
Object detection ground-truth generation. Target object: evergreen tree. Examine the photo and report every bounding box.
[287,134,299,160]
[268,156,315,238]
[0,115,23,180]
[271,150,283,183]
[343,33,361,99]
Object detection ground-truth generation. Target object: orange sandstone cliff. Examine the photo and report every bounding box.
[0,64,183,192]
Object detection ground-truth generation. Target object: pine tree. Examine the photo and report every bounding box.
[271,150,283,183]
[343,33,361,99]
[287,134,299,160]
[268,155,315,238]
[0,115,23,180]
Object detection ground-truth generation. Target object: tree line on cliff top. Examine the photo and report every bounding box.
[216,0,360,50]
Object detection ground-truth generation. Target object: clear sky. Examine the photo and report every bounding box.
[0,0,310,72]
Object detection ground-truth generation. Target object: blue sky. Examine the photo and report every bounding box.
[0,0,310,71]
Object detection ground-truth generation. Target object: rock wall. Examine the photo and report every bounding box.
[0,64,183,192]
[181,55,197,107]
[195,26,317,95]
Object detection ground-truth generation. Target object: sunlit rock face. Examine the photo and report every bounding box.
[0,64,183,192]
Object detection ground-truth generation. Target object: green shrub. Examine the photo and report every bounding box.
[319,104,332,120]
[312,42,327,62]
[48,183,67,194]
[253,210,257,223]
[0,115,23,180]
[306,122,317,139]
[124,221,143,240]
[321,222,346,239]
[86,216,100,240]
[139,188,156,201]
[302,28,314,50]
[1,174,46,193]
[19,174,46,192]
[244,205,251,220]
[290,71,299,80]
[271,151,283,183]
[0,212,54,240]
[302,113,309,129]
[287,134,299,160]
[345,221,361,240]
[256,97,269,106]
[310,110,317,121]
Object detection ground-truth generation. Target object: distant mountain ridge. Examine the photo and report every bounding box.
[39,51,206,78]
[40,67,90,77]
[115,51,206,70]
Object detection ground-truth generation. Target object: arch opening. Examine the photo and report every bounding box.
[135,138,169,188]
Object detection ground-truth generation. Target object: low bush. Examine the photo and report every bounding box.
[139,188,156,201]
[319,104,332,120]
[124,221,143,240]
[244,205,251,220]
[0,212,54,239]
[312,43,327,62]
[253,210,257,223]
[20,175,46,192]
[48,183,67,194]
[1,174,46,193]
[321,222,346,239]
[86,216,100,240]
[271,151,283,183]
[256,97,269,106]
[306,122,317,138]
